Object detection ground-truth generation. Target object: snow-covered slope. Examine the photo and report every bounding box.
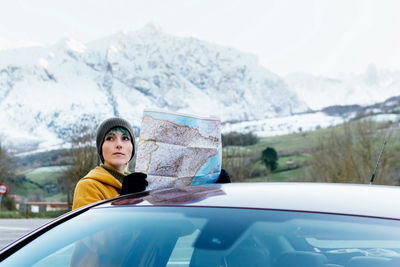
[0,25,308,152]
[225,96,400,137]
[286,64,400,110]
[1,26,399,153]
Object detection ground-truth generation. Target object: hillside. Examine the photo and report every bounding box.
[0,25,399,155]
[0,25,307,154]
[286,65,400,110]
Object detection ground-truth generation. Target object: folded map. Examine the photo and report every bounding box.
[135,109,222,190]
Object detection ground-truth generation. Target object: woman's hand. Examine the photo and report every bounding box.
[120,172,148,195]
[216,169,231,183]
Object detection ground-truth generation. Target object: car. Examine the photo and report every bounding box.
[1,182,400,267]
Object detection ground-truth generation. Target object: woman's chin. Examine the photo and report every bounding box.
[105,160,128,171]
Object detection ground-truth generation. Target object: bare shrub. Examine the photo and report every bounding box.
[306,120,398,185]
[0,140,15,185]
[60,117,99,209]
[222,147,266,181]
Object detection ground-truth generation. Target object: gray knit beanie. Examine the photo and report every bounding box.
[96,117,135,163]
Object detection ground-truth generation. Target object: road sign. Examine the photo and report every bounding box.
[0,184,8,195]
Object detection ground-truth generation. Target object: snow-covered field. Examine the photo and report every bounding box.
[223,112,346,136]
[224,112,400,137]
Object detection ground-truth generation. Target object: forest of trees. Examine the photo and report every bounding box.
[222,132,259,146]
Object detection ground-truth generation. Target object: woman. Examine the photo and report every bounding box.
[72,117,231,210]
[72,117,147,210]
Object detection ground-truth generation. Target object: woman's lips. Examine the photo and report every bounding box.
[113,152,124,156]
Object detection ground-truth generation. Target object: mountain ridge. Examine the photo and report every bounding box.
[0,26,399,153]
[0,27,307,153]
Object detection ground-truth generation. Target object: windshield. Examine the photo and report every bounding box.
[2,206,400,267]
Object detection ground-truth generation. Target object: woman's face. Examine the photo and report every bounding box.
[102,129,133,172]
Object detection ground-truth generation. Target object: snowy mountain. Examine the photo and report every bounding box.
[224,96,400,137]
[0,25,308,153]
[286,64,400,110]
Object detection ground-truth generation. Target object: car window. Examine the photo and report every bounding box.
[166,229,200,266]
[2,206,400,267]
[30,225,202,267]
[32,244,74,267]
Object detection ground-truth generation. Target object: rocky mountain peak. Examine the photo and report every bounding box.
[0,26,308,153]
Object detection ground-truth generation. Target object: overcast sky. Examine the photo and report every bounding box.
[1,0,400,77]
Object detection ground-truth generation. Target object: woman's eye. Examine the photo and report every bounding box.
[123,136,130,141]
[105,136,114,141]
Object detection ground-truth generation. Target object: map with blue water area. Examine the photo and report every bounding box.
[135,110,221,190]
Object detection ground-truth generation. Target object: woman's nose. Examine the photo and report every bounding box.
[115,138,123,148]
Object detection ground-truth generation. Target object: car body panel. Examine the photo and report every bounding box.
[107,183,400,220]
[2,182,400,265]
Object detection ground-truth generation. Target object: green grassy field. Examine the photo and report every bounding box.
[245,168,306,183]
[10,166,70,202]
[232,129,316,182]
[25,166,69,186]
[257,130,323,152]
[238,120,399,184]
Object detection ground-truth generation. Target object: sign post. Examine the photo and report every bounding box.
[0,184,8,211]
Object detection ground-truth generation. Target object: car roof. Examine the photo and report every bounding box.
[96,182,400,220]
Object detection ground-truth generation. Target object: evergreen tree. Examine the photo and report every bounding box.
[262,147,278,171]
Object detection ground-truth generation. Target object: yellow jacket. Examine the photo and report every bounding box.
[72,166,122,210]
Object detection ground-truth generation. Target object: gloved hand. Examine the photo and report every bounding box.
[120,172,148,195]
[216,169,231,183]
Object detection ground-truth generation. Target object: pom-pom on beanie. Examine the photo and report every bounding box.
[96,117,135,163]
